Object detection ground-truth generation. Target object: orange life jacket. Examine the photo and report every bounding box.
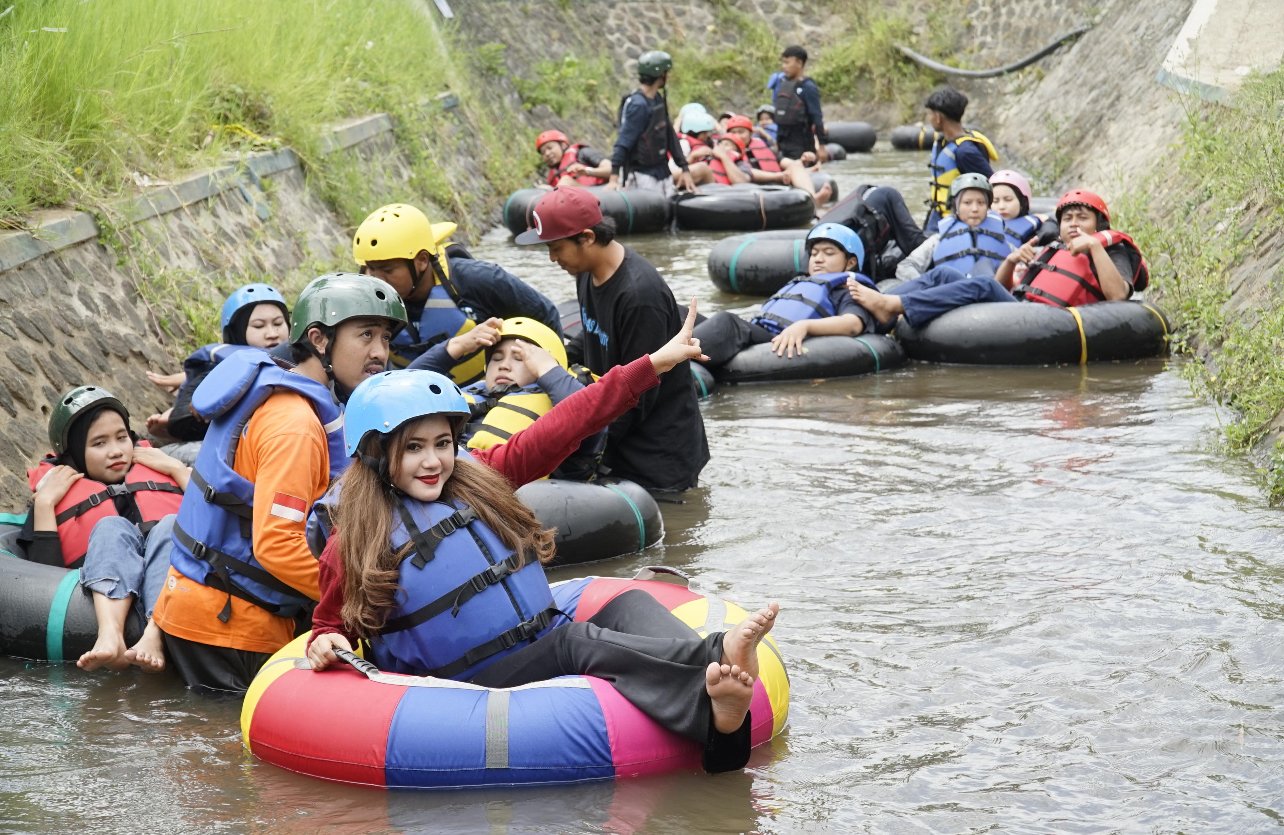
[545,144,607,188]
[1020,231,1149,308]
[26,446,184,568]
[744,137,783,173]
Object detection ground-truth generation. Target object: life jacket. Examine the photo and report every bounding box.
[1003,214,1042,250]
[183,343,253,383]
[1019,231,1149,308]
[26,444,184,569]
[391,281,485,385]
[751,271,876,335]
[618,90,670,174]
[169,349,346,622]
[545,144,607,188]
[744,137,783,173]
[706,153,742,186]
[369,496,559,679]
[463,384,554,451]
[678,132,708,152]
[928,130,1000,218]
[773,76,810,127]
[932,212,1013,278]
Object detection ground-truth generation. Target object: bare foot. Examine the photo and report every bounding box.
[720,602,779,682]
[77,633,129,671]
[123,620,166,673]
[849,283,903,326]
[707,662,756,734]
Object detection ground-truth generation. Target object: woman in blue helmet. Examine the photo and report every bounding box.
[306,305,781,773]
[691,222,883,369]
[146,283,289,442]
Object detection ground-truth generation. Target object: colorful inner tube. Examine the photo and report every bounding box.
[517,478,663,566]
[707,229,809,296]
[895,300,1171,365]
[825,121,877,153]
[889,123,938,151]
[717,333,906,384]
[674,184,814,232]
[0,519,144,661]
[240,573,790,790]
[502,187,672,237]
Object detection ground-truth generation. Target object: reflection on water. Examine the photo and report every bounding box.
[2,149,1282,833]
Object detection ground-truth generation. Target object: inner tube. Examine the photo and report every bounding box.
[895,25,1093,79]
[503,187,672,237]
[890,123,938,151]
[716,333,906,384]
[895,300,1171,365]
[240,571,790,790]
[675,184,814,232]
[811,172,839,207]
[0,520,145,661]
[825,122,877,153]
[516,478,663,566]
[707,229,808,296]
[823,142,847,161]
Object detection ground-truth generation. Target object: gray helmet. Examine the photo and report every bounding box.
[48,386,129,456]
[637,50,673,78]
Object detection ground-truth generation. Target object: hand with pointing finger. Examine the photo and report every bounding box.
[650,298,708,374]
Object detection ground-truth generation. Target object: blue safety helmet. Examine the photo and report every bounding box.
[220,283,287,343]
[806,223,865,272]
[343,369,470,458]
[683,111,717,135]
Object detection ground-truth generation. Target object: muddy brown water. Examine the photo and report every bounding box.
[2,149,1281,834]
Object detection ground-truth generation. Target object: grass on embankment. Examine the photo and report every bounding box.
[1117,68,1284,500]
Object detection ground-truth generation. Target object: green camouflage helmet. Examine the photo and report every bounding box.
[48,385,129,456]
[289,273,409,344]
[637,50,673,78]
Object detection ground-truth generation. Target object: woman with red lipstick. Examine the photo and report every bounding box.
[20,386,190,672]
[307,303,783,774]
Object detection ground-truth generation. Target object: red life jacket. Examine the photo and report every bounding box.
[26,446,185,568]
[744,137,783,173]
[707,154,743,185]
[1021,230,1149,308]
[679,132,708,151]
[545,144,607,187]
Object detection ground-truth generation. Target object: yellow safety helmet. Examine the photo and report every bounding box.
[495,317,568,370]
[352,203,458,265]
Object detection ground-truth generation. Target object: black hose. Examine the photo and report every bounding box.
[896,25,1093,79]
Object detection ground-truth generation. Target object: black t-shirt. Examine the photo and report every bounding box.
[566,248,709,491]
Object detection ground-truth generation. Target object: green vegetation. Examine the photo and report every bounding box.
[513,53,615,118]
[667,4,779,110]
[1118,68,1284,499]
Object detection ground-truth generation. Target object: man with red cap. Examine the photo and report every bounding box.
[516,188,709,493]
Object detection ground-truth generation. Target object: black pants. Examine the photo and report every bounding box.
[776,124,813,160]
[692,311,775,369]
[163,632,272,694]
[861,186,928,261]
[467,590,751,773]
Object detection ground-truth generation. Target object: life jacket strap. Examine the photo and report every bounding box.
[380,552,527,635]
[53,480,184,525]
[191,468,252,520]
[172,523,310,621]
[401,504,480,570]
[414,606,562,680]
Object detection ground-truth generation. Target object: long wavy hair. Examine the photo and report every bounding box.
[333,420,557,639]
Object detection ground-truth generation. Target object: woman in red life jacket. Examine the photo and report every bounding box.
[22,386,190,672]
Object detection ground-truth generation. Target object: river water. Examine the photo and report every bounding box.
[2,149,1281,834]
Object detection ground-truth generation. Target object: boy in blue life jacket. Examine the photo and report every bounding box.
[692,223,881,369]
[893,173,1013,280]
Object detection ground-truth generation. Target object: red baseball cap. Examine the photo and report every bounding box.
[514,188,604,245]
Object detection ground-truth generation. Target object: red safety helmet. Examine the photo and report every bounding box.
[1056,189,1110,226]
[724,114,755,133]
[535,130,570,152]
[714,132,746,154]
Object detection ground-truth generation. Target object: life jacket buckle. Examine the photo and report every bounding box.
[203,483,218,503]
[86,492,104,508]
[105,483,129,498]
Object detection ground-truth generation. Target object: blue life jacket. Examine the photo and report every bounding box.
[751,271,875,335]
[932,213,1013,278]
[927,129,999,218]
[1003,214,1042,250]
[183,343,252,383]
[169,349,346,622]
[390,283,478,368]
[370,496,559,679]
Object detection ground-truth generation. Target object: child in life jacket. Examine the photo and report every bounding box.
[461,318,601,480]
[692,222,881,369]
[21,386,190,672]
[894,173,1013,280]
[306,302,782,774]
[146,283,289,442]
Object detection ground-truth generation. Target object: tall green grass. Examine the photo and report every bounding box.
[0,0,525,223]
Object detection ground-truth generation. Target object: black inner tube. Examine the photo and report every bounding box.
[896,25,1093,79]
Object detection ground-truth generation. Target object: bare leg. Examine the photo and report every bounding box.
[708,603,780,733]
[77,594,132,671]
[782,160,817,198]
[123,619,166,673]
[849,283,905,326]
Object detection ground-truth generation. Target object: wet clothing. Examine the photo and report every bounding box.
[565,248,709,492]
[773,75,825,160]
[612,89,688,182]
[403,256,562,373]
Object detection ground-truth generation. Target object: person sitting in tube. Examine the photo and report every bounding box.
[691,222,882,370]
[534,129,610,189]
[892,173,1013,281]
[848,189,1150,330]
[20,386,190,672]
[306,314,782,775]
[723,114,832,205]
